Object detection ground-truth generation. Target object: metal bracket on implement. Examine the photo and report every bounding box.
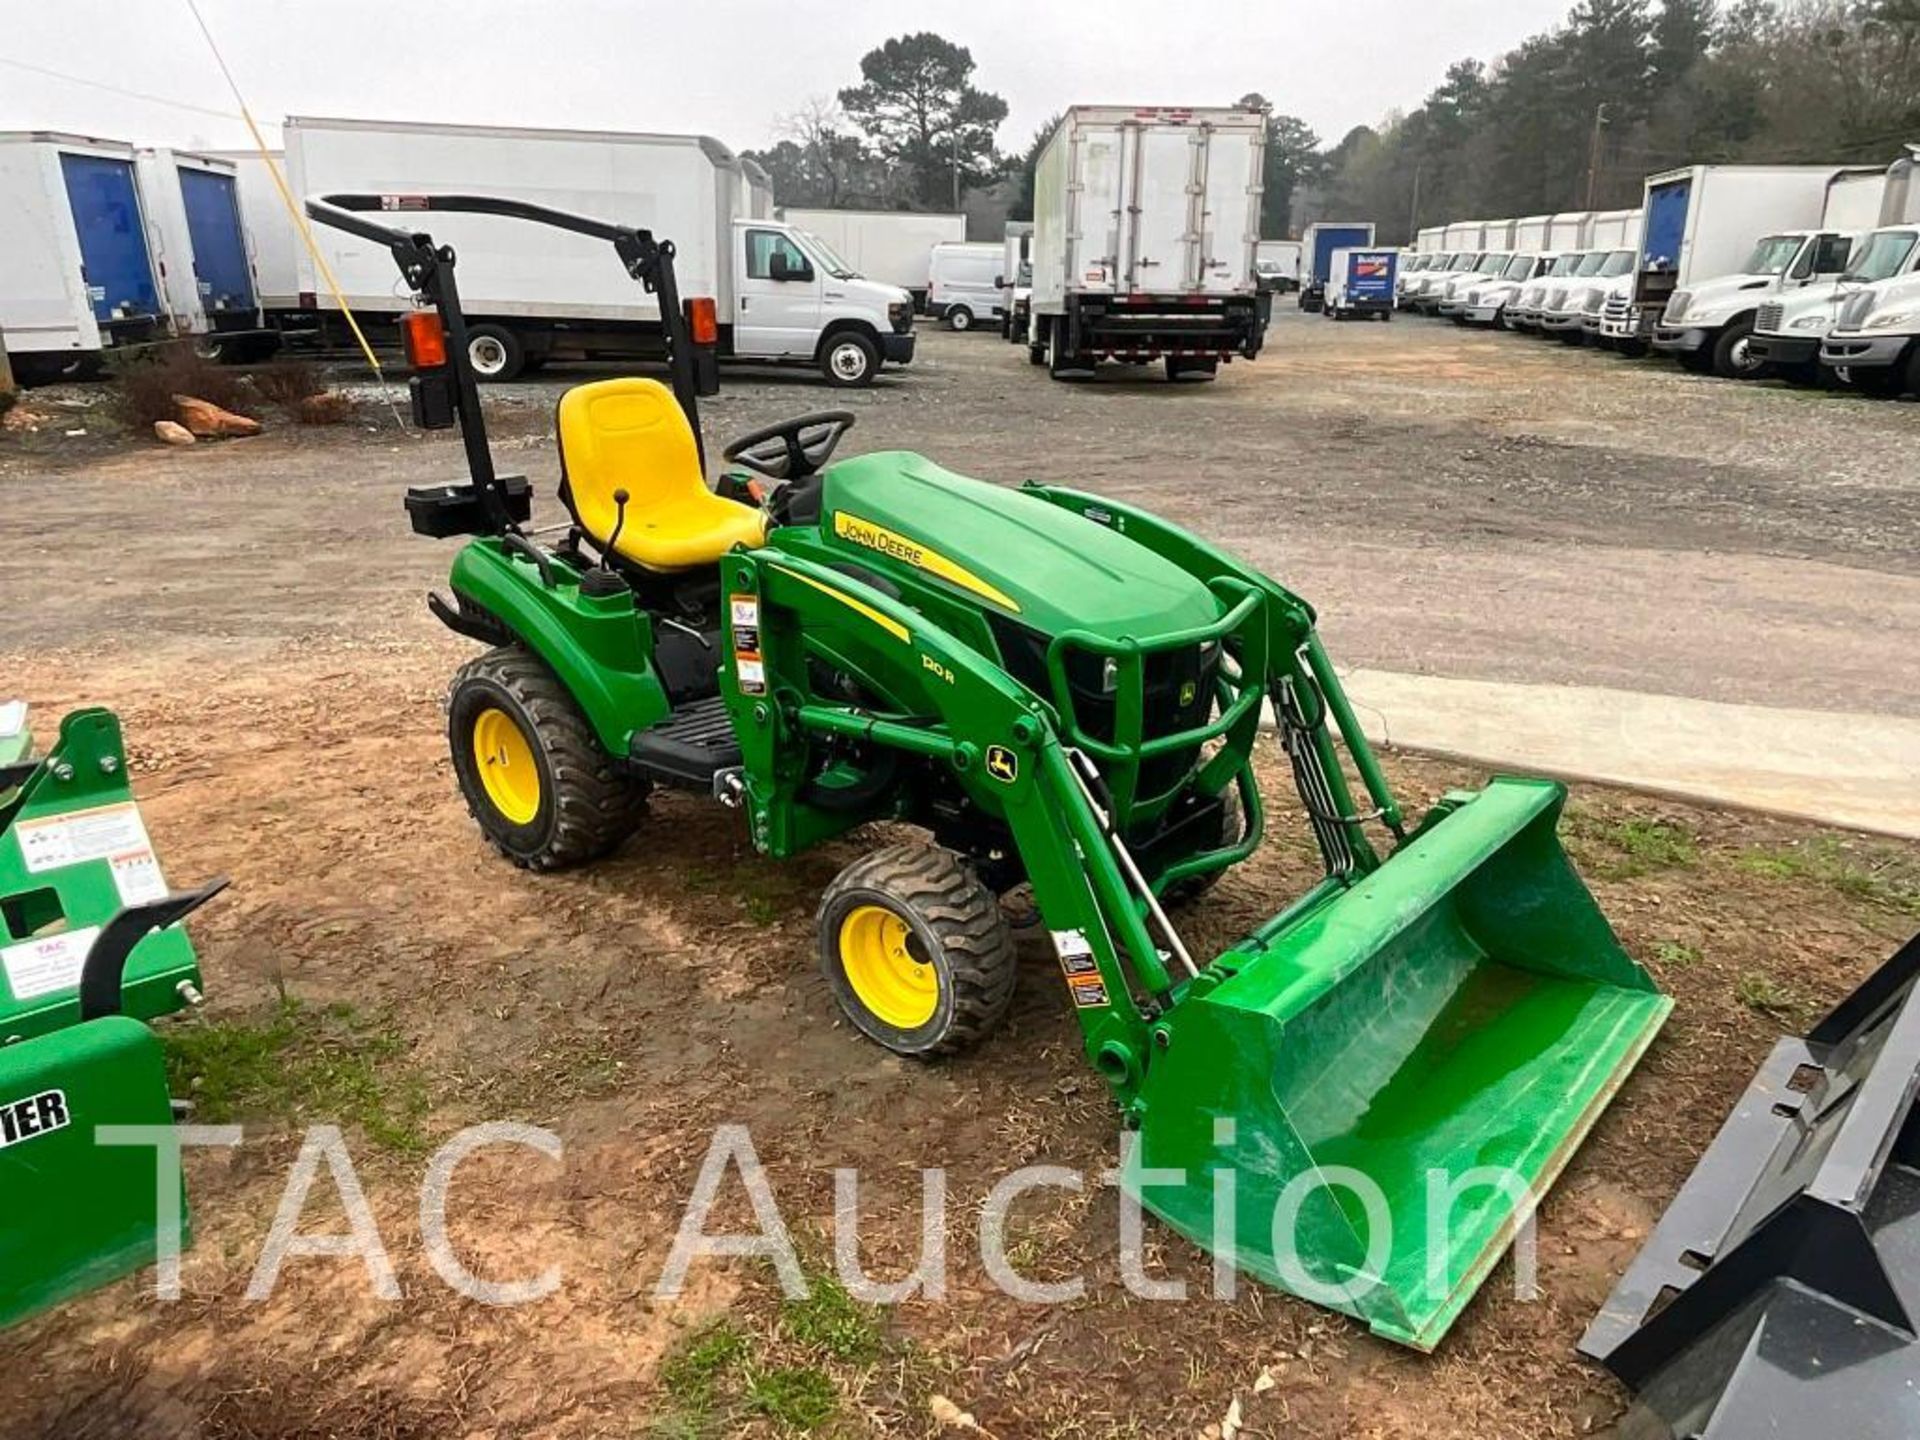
[1581,928,1920,1438]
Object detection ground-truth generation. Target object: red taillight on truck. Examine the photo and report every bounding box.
[401,310,447,369]
[685,296,718,346]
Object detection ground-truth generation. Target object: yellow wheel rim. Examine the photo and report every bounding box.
[472,707,541,826]
[838,904,939,1030]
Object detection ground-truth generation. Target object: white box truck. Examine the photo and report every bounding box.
[777,207,965,313]
[1029,105,1266,381]
[926,240,1003,329]
[1001,221,1033,342]
[0,131,166,381]
[287,116,915,386]
[133,147,279,360]
[205,149,302,313]
[1755,152,1920,381]
[1604,163,1878,371]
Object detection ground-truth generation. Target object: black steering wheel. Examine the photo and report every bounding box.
[722,411,856,482]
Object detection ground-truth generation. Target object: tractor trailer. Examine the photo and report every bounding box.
[0,131,165,382]
[286,116,915,386]
[1603,163,1883,372]
[775,206,965,313]
[1028,105,1266,381]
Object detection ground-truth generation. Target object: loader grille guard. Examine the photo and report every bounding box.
[303,192,718,534]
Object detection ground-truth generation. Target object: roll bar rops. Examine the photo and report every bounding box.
[304,193,714,532]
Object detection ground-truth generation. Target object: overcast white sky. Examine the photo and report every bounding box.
[1,0,1571,155]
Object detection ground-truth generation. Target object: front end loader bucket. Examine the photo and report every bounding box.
[1130,777,1671,1350]
[1580,927,1920,1439]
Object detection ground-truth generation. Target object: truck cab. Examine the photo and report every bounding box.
[1649,228,1858,377]
[1459,252,1547,327]
[1437,252,1513,318]
[1820,264,1920,396]
[1751,225,1920,380]
[1410,253,1477,313]
[1540,249,1633,341]
[734,220,916,384]
[1508,253,1579,329]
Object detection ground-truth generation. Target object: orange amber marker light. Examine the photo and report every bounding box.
[401,310,447,368]
[685,296,718,346]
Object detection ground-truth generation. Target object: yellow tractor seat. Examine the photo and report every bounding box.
[557,378,766,572]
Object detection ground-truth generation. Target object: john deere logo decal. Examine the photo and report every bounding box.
[985,746,1019,784]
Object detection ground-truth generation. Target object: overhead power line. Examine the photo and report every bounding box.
[0,55,270,127]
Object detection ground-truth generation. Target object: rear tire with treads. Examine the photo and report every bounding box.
[818,844,1016,1057]
[447,647,648,870]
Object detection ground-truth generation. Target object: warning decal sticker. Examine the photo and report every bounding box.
[1,926,102,1003]
[1050,929,1109,1008]
[12,802,168,905]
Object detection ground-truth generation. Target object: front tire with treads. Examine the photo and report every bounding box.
[818,844,1017,1058]
[447,647,648,870]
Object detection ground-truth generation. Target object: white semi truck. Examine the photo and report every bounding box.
[1028,105,1266,382]
[287,116,915,386]
[1602,163,1882,374]
[776,206,966,313]
[0,131,167,381]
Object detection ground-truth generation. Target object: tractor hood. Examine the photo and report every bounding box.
[819,452,1223,639]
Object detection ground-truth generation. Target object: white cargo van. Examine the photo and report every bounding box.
[927,241,1003,329]
[287,116,915,386]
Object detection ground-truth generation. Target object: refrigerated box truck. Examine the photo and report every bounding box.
[1299,222,1377,311]
[1029,105,1266,381]
[286,116,915,386]
[0,131,165,382]
[778,207,965,312]
[134,147,278,360]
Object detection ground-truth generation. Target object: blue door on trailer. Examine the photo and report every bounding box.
[1642,179,1692,272]
[58,153,160,322]
[177,167,254,314]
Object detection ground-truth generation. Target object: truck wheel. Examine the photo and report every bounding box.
[818,844,1017,1058]
[1677,347,1715,374]
[947,305,975,332]
[819,330,879,387]
[465,324,525,382]
[447,647,647,870]
[1712,316,1768,380]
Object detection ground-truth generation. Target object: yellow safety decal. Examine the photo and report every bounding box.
[832,512,1023,613]
[780,569,910,643]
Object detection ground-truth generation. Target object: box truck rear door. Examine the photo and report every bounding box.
[1644,179,1692,272]
[1126,125,1198,294]
[1071,123,1124,293]
[178,167,255,313]
[1198,127,1258,296]
[59,154,160,322]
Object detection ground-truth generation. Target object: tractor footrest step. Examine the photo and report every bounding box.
[627,697,741,789]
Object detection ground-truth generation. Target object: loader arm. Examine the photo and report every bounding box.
[724,548,1212,1106]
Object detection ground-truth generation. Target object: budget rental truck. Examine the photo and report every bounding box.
[1323,247,1398,320]
[1029,105,1266,381]
[0,131,166,383]
[287,116,915,386]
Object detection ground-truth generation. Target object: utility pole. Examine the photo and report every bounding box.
[951,130,961,212]
[1584,103,1611,210]
[1407,162,1423,240]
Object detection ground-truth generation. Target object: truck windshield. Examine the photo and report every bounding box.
[1844,229,1918,282]
[796,230,858,281]
[1599,249,1636,277]
[1741,234,1805,276]
[1573,251,1610,276]
[1503,255,1535,280]
[1476,253,1509,274]
[1548,254,1582,276]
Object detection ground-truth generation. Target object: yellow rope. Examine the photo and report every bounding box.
[181,0,401,420]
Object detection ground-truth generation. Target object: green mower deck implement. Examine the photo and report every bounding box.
[0,705,224,1330]
[311,192,1672,1349]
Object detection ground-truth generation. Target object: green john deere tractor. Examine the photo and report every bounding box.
[0,703,223,1330]
[310,192,1671,1350]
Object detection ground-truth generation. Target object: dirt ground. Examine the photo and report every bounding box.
[2,318,1917,1439]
